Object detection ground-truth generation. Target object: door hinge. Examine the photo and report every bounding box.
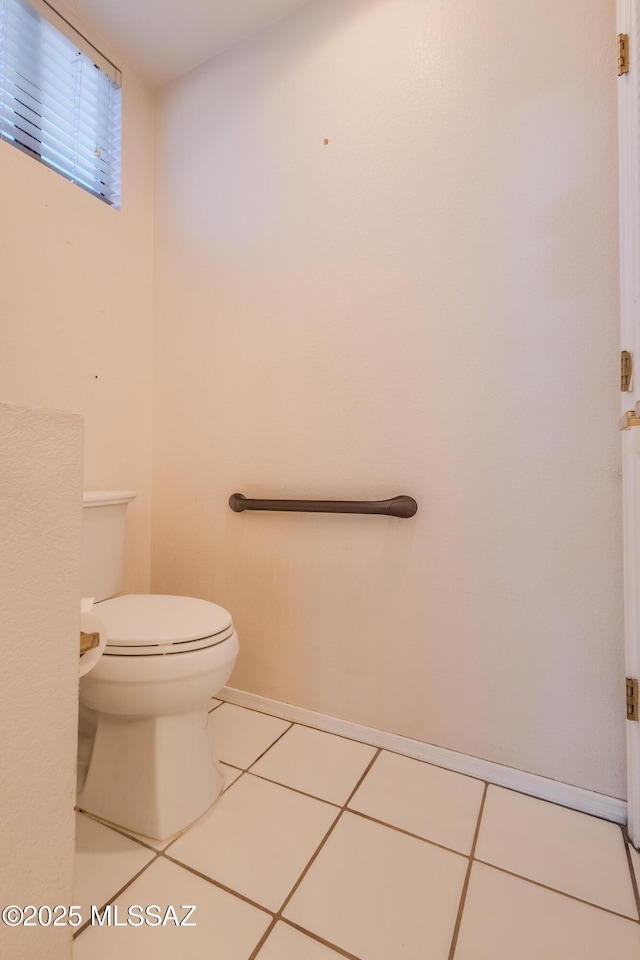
[619,33,630,75]
[622,350,633,391]
[627,678,639,721]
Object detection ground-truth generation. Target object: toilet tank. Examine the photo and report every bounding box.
[81,491,136,601]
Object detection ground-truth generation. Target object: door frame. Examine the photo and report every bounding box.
[617,0,640,848]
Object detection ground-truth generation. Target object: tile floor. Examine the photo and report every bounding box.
[74,699,640,959]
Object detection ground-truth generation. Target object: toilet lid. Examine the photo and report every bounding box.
[94,594,233,647]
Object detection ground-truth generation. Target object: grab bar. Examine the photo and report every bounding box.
[229,493,417,518]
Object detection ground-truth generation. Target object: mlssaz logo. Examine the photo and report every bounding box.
[91,905,197,927]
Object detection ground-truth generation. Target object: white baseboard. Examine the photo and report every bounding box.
[220,686,627,825]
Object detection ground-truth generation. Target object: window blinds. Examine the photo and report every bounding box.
[0,0,121,206]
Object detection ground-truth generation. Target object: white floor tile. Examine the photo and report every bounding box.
[73,814,155,921]
[208,697,223,711]
[475,786,637,918]
[207,703,291,768]
[73,856,271,960]
[251,726,377,805]
[454,862,640,960]
[348,750,484,854]
[283,811,467,960]
[166,774,339,911]
[257,922,346,959]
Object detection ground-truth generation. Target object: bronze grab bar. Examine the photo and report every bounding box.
[229,493,417,518]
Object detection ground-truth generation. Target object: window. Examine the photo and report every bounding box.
[0,0,121,206]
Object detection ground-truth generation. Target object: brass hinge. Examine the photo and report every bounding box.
[619,33,630,76]
[622,350,633,391]
[627,678,639,721]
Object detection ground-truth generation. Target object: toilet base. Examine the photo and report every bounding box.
[78,706,224,840]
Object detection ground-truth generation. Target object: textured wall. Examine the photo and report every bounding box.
[0,403,82,960]
[0,3,154,593]
[153,0,622,796]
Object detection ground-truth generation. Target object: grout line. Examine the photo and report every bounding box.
[208,700,225,712]
[216,699,294,724]
[485,780,623,828]
[144,844,367,960]
[622,825,640,922]
[344,806,469,860]
[334,747,380,813]
[159,747,381,933]
[76,808,171,854]
[243,722,295,769]
[276,811,345,915]
[447,782,488,960]
[77,710,640,959]
[216,696,624,826]
[473,858,640,925]
[246,749,386,957]
[161,850,273,915]
[280,918,365,959]
[221,769,247,793]
[217,695,397,753]
[161,847,365,960]
[257,749,384,959]
[73,853,160,939]
[182,713,640,925]
[246,917,279,960]
[232,762,471,861]
[245,771,342,809]
[116,757,633,927]
[277,749,382,917]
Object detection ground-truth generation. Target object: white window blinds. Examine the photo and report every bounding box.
[0,0,121,206]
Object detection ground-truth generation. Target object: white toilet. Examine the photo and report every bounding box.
[77,490,239,840]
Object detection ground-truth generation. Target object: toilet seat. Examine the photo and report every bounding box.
[94,594,234,657]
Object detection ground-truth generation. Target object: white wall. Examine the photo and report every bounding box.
[153,0,624,797]
[0,402,82,960]
[0,4,155,593]
[0,14,154,948]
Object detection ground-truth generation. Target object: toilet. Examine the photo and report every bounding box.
[77,491,239,840]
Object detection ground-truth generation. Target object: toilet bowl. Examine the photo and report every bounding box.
[77,493,239,840]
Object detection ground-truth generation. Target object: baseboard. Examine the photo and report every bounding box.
[220,686,627,825]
